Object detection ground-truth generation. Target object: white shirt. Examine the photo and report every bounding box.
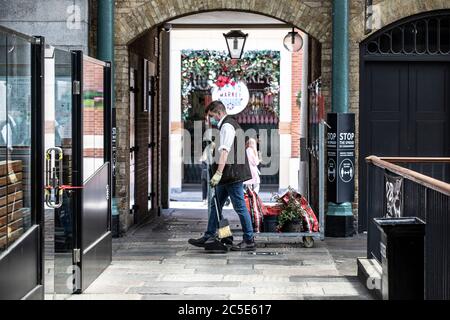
[217,116,235,153]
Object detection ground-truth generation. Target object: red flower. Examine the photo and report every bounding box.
[216,75,233,88]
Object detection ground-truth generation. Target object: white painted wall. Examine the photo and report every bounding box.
[169,28,293,193]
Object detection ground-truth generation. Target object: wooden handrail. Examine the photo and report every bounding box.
[366,156,450,196]
[378,157,450,164]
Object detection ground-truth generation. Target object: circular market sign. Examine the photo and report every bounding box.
[211,81,249,115]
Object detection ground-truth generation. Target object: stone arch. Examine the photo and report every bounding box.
[113,0,333,230]
[116,0,332,45]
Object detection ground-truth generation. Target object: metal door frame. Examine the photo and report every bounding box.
[0,27,45,300]
[72,51,112,293]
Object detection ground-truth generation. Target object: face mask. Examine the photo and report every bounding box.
[209,117,219,127]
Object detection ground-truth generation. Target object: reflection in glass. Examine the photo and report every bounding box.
[52,49,75,294]
[83,60,104,182]
[0,31,7,252]
[0,33,32,252]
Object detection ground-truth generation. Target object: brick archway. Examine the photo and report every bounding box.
[113,0,333,231]
[115,1,331,45]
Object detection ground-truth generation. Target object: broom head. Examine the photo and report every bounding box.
[218,219,232,239]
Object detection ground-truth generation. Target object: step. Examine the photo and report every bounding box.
[357,257,382,300]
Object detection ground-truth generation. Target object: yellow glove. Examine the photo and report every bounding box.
[210,171,223,187]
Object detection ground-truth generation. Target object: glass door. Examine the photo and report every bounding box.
[74,52,112,293]
[43,47,77,297]
[43,50,112,295]
[0,27,45,300]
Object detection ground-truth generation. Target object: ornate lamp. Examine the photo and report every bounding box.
[283,27,303,52]
[223,30,248,59]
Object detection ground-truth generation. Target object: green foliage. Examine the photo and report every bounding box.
[296,90,302,107]
[84,99,95,108]
[274,186,307,230]
[84,90,102,100]
[180,50,281,121]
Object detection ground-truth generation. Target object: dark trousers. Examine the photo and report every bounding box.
[205,181,254,241]
[201,178,208,200]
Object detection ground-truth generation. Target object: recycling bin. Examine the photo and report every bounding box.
[374,217,426,300]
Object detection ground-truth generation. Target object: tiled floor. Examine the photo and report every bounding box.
[69,209,373,300]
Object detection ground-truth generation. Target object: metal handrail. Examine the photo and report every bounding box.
[366,155,450,196]
[376,157,450,164]
[0,24,37,43]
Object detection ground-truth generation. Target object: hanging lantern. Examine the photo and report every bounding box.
[223,30,248,59]
[283,27,303,52]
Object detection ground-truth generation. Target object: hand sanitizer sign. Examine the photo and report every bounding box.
[327,113,356,203]
[211,81,249,115]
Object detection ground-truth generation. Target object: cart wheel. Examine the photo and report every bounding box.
[303,236,314,248]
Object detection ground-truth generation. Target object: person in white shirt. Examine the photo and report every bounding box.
[189,101,255,251]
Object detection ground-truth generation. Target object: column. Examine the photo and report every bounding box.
[326,0,355,237]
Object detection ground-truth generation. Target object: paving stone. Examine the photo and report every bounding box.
[223,275,291,283]
[304,295,372,300]
[254,286,324,296]
[228,294,304,300]
[127,287,186,295]
[140,281,240,288]
[141,294,230,300]
[185,264,253,270]
[85,283,144,294]
[162,258,228,265]
[68,294,143,300]
[78,212,372,300]
[260,269,340,277]
[194,269,261,275]
[184,286,254,295]
[289,276,359,283]
[158,274,225,282]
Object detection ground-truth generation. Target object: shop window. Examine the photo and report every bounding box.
[82,60,105,182]
[0,32,33,252]
[180,50,280,186]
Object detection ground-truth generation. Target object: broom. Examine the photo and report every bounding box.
[212,187,233,239]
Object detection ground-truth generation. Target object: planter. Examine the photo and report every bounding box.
[263,215,278,232]
[282,219,303,233]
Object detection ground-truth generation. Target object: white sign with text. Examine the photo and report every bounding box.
[211,81,249,115]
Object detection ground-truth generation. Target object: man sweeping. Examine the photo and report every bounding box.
[188,100,256,251]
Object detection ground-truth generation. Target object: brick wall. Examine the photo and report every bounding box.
[129,28,158,225]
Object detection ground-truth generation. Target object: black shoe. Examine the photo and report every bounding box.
[221,236,234,246]
[231,238,256,251]
[188,237,209,248]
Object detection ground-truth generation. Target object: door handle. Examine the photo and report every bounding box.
[45,147,64,209]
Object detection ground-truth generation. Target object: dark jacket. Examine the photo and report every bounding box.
[211,116,252,186]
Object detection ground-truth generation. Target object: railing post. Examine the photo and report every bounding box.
[319,121,325,240]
